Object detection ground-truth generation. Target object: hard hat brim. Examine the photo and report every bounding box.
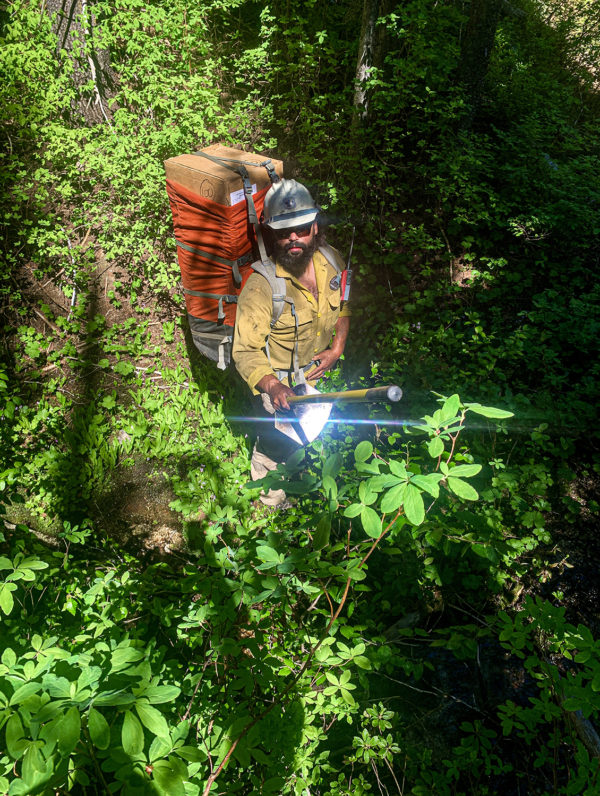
[264,208,319,230]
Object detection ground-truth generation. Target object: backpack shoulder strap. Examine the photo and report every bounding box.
[251,258,290,327]
[318,243,343,275]
[250,258,304,385]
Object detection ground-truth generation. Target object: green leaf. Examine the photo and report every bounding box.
[0,556,12,570]
[361,506,382,538]
[388,459,407,478]
[427,437,444,458]
[93,689,135,707]
[286,448,305,468]
[343,502,362,518]
[256,545,280,563]
[122,710,144,756]
[410,473,443,498]
[354,440,373,463]
[1,647,16,667]
[447,477,479,501]
[322,475,338,502]
[88,708,110,750]
[466,403,514,419]
[313,514,331,551]
[136,701,170,739]
[358,480,377,506]
[19,558,48,571]
[439,394,460,423]
[447,464,482,478]
[403,484,425,526]
[6,713,27,759]
[10,682,41,706]
[111,646,145,671]
[263,777,286,794]
[152,758,186,796]
[284,477,318,495]
[323,453,342,480]
[355,460,382,475]
[141,685,181,705]
[369,473,403,490]
[346,560,366,581]
[173,745,206,762]
[149,734,172,762]
[58,706,81,755]
[114,360,135,376]
[0,583,15,615]
[7,781,30,796]
[21,744,47,786]
[380,483,406,514]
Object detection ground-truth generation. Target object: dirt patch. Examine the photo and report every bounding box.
[92,458,189,555]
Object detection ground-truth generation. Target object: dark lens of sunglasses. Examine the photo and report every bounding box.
[276,224,312,238]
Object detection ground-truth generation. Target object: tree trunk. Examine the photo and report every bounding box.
[45,0,116,126]
[457,0,502,123]
[353,0,389,126]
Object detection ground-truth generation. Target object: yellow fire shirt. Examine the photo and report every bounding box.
[233,248,351,393]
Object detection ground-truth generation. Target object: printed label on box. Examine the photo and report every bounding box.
[230,184,257,205]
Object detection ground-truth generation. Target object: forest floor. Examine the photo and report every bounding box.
[8,253,194,554]
[7,249,600,794]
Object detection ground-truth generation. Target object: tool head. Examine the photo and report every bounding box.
[274,383,331,445]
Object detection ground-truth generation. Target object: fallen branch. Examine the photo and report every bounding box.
[32,307,62,336]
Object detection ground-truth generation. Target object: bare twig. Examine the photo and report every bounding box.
[32,307,62,336]
[80,0,113,129]
[41,267,66,288]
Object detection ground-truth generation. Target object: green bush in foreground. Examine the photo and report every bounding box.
[2,395,599,794]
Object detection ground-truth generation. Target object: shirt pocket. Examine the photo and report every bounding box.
[271,302,313,348]
[322,289,341,336]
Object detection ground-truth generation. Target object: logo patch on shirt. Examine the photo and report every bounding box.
[329,275,341,290]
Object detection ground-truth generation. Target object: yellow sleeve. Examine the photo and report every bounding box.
[232,274,278,393]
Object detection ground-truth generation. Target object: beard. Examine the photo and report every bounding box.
[274,236,318,278]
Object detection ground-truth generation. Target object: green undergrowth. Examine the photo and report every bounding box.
[2,0,600,791]
[2,394,600,794]
[1,288,254,542]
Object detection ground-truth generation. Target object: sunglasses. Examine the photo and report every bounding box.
[273,223,314,239]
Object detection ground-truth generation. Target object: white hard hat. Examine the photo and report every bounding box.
[262,179,318,230]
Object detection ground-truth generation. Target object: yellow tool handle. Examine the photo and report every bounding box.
[287,385,402,406]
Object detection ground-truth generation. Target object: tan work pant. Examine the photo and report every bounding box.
[251,392,289,507]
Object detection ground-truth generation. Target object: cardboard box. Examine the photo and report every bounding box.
[164,144,284,206]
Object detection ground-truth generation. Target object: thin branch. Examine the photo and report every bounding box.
[80,0,113,129]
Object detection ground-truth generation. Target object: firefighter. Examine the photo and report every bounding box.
[233,179,351,507]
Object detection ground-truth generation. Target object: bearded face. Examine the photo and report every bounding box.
[272,222,319,277]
